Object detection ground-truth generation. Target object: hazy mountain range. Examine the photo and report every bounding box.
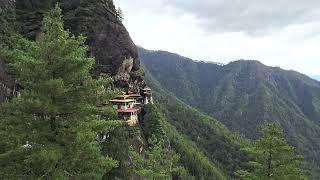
[1,0,319,178]
[312,75,320,81]
[139,47,320,177]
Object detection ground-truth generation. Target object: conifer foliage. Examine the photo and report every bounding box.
[129,136,186,180]
[0,5,119,179]
[142,104,166,140]
[116,7,124,22]
[236,123,306,179]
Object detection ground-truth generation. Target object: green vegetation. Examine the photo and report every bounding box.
[0,5,120,179]
[102,126,146,180]
[116,7,124,22]
[129,136,186,179]
[236,123,306,179]
[0,2,16,48]
[141,104,166,140]
[139,47,320,177]
[143,67,250,178]
[1,4,228,179]
[0,1,315,179]
[142,104,226,180]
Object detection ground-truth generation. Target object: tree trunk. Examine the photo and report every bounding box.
[267,141,272,178]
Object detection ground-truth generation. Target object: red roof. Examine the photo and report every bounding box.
[116,108,140,113]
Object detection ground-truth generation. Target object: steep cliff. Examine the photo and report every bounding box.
[0,60,17,102]
[0,0,16,102]
[0,0,14,11]
[0,0,144,103]
[0,2,146,179]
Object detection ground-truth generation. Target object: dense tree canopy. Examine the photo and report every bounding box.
[0,5,120,179]
[143,68,250,178]
[236,123,306,180]
[139,47,320,176]
[130,136,186,180]
[0,1,316,179]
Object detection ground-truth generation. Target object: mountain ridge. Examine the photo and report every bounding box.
[312,75,320,81]
[1,1,318,178]
[139,47,320,177]
[143,64,250,178]
[0,1,244,179]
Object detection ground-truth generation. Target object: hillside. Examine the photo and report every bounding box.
[0,1,250,179]
[143,66,251,178]
[141,104,227,179]
[312,75,320,81]
[0,1,149,179]
[139,47,320,177]
[0,0,315,179]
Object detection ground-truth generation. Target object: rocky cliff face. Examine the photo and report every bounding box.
[60,0,144,91]
[0,0,15,11]
[0,0,16,102]
[0,0,144,103]
[0,60,17,102]
[0,2,147,178]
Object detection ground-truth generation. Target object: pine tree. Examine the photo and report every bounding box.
[0,2,17,48]
[236,123,306,180]
[143,104,167,140]
[0,4,120,179]
[129,136,186,180]
[116,7,124,22]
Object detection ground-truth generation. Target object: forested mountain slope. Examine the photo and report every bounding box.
[312,75,320,81]
[0,1,248,179]
[139,47,320,177]
[0,0,314,178]
[143,66,250,178]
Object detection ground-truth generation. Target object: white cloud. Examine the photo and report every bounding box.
[114,0,320,76]
[164,0,320,35]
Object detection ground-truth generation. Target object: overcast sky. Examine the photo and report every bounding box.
[114,0,320,76]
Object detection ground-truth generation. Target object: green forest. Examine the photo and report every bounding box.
[139,48,320,178]
[0,1,316,179]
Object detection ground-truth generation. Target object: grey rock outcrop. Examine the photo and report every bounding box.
[0,59,17,102]
[0,0,16,102]
[16,0,144,90]
[0,0,145,103]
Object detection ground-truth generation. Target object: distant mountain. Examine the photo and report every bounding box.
[143,65,250,178]
[312,75,320,81]
[139,47,320,177]
[0,1,250,178]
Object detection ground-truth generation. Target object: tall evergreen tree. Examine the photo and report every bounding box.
[0,5,120,179]
[116,7,124,22]
[142,104,167,140]
[129,136,186,180]
[236,123,306,180]
[0,1,16,48]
